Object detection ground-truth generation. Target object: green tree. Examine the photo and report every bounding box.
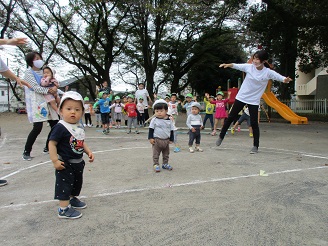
[11,0,131,99]
[123,0,247,96]
[246,0,328,99]
[188,30,246,96]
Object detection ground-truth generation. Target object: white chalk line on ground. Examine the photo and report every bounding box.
[0,146,150,180]
[215,145,328,160]
[1,143,327,210]
[0,133,7,149]
[0,165,327,210]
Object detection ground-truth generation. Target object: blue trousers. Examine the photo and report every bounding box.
[203,114,214,130]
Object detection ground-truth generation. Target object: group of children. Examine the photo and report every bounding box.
[46,50,292,219]
[91,92,146,135]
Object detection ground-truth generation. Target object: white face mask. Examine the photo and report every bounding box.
[33,60,45,69]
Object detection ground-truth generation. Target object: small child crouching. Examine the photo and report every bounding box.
[49,91,94,219]
[186,102,204,153]
[148,99,174,173]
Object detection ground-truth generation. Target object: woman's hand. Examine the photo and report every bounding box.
[5,38,28,46]
[219,63,233,68]
[283,77,292,83]
[48,87,58,95]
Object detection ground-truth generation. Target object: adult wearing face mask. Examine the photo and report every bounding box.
[22,51,59,161]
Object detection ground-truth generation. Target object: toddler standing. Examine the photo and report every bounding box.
[83,97,93,127]
[94,98,101,128]
[210,91,231,136]
[124,94,139,134]
[94,91,111,134]
[203,93,215,131]
[186,102,204,153]
[148,99,174,172]
[168,93,181,153]
[110,96,125,128]
[137,97,146,127]
[48,91,94,219]
[181,93,194,116]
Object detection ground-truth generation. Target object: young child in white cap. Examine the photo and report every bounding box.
[48,91,94,219]
[148,99,175,172]
[186,102,204,153]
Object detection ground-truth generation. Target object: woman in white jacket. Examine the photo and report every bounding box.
[22,51,59,161]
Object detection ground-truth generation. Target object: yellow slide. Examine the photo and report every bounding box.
[262,91,308,125]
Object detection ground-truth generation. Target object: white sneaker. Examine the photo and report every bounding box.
[195,147,203,152]
[189,147,194,153]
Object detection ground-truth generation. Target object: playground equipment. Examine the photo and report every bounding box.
[262,80,308,124]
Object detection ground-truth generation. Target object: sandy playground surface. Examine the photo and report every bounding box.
[0,112,328,246]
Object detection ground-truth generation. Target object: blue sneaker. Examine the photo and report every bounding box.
[162,164,173,171]
[70,197,87,209]
[174,147,180,153]
[154,165,161,172]
[58,206,82,219]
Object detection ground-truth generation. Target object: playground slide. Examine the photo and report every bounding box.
[262,92,308,124]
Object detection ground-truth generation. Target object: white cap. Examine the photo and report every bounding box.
[191,102,201,110]
[152,99,167,108]
[59,91,84,110]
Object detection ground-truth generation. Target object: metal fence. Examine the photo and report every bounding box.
[0,101,9,112]
[275,99,327,115]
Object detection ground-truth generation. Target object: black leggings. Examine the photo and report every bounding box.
[219,99,260,147]
[24,120,58,154]
[84,113,92,125]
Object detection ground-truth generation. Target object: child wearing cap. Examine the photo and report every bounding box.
[122,96,129,126]
[164,94,171,103]
[94,98,101,128]
[210,91,231,136]
[48,91,94,219]
[124,94,139,134]
[203,93,215,132]
[40,66,60,112]
[137,97,145,127]
[148,99,175,172]
[110,96,125,128]
[186,102,204,153]
[83,96,93,127]
[167,93,181,153]
[93,91,111,134]
[181,93,195,116]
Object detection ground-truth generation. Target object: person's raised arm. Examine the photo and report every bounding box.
[0,38,27,46]
[219,63,233,69]
[283,77,292,83]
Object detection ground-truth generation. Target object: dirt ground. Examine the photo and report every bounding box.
[0,112,328,246]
